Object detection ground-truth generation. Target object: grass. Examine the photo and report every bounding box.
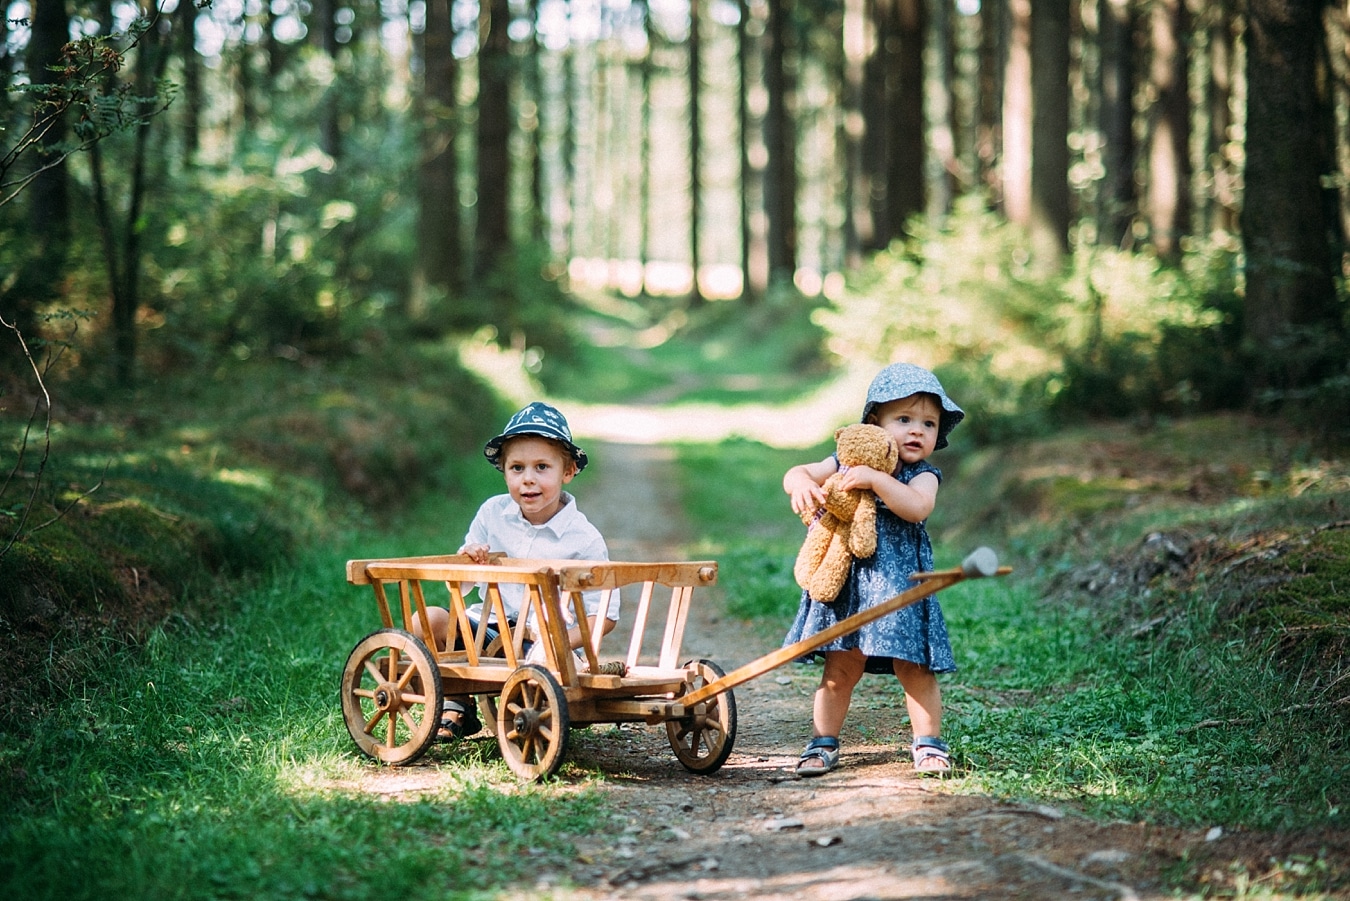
[535,289,834,406]
[0,503,608,901]
[671,415,1350,832]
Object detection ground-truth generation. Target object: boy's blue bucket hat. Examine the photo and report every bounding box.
[484,402,589,473]
[861,363,965,450]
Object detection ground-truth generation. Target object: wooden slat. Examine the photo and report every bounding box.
[557,561,718,591]
[371,580,394,628]
[626,580,656,668]
[658,585,693,670]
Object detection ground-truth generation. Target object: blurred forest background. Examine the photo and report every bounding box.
[2,0,1348,414]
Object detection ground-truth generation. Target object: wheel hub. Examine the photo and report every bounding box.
[374,682,400,713]
[514,708,541,735]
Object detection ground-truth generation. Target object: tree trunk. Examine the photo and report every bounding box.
[176,0,202,166]
[475,0,513,280]
[886,0,925,235]
[1205,0,1238,237]
[525,0,545,244]
[92,0,172,386]
[840,0,867,267]
[737,0,759,297]
[415,0,461,308]
[1002,0,1032,224]
[1030,0,1071,270]
[932,0,958,218]
[4,0,71,340]
[689,0,705,303]
[764,0,797,283]
[1146,0,1191,261]
[1241,0,1343,392]
[1097,0,1136,248]
[316,0,341,159]
[975,0,1003,207]
[641,4,654,294]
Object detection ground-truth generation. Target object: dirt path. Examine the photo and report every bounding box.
[551,441,1239,901]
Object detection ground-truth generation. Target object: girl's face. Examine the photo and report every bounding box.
[500,436,576,525]
[870,394,941,464]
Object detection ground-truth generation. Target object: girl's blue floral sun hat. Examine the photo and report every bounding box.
[484,401,589,473]
[861,363,965,449]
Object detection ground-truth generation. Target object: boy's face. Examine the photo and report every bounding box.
[870,394,941,465]
[500,436,577,525]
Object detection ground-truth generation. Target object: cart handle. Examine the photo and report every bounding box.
[677,547,1011,708]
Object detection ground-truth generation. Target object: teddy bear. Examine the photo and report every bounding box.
[793,423,900,603]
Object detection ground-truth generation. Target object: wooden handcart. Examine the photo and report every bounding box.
[341,548,1009,781]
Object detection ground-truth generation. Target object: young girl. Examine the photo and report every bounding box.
[782,362,964,777]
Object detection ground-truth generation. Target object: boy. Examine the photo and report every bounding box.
[419,401,618,738]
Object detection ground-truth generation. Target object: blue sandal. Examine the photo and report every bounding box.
[796,736,840,776]
[911,736,951,775]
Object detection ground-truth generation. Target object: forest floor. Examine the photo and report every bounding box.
[352,437,1350,901]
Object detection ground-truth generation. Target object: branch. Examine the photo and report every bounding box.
[0,315,54,564]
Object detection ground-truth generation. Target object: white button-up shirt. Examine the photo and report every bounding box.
[461,491,617,624]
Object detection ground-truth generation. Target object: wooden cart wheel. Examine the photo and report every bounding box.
[341,629,443,766]
[666,659,737,774]
[497,664,570,781]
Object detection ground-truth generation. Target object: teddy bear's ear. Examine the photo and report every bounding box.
[835,426,847,440]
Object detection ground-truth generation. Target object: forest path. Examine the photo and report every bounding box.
[557,437,1208,901]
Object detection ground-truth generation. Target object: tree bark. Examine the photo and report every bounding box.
[764,0,797,283]
[1002,0,1031,224]
[840,0,867,267]
[688,0,705,303]
[1030,0,1071,270]
[1147,0,1191,261]
[1241,0,1343,391]
[475,0,513,279]
[1097,0,1136,248]
[886,0,925,235]
[176,0,202,166]
[5,0,73,340]
[1204,0,1238,237]
[415,0,461,308]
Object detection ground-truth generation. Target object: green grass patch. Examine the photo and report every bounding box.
[674,423,1350,832]
[537,290,833,406]
[0,522,607,901]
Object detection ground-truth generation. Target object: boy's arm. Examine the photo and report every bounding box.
[784,456,839,517]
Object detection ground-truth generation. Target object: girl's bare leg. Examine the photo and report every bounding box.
[811,649,866,737]
[893,659,942,736]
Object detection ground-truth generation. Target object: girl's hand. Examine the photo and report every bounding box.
[834,465,884,493]
[785,469,827,516]
[459,543,491,564]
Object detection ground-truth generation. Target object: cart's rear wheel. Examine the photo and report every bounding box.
[666,659,736,774]
[341,629,443,765]
[497,664,569,781]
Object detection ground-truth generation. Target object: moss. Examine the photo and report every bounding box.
[0,518,127,621]
[1236,527,1350,668]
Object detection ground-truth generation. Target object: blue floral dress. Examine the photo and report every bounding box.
[782,459,956,675]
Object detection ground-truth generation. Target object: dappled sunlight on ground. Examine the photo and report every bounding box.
[457,332,877,448]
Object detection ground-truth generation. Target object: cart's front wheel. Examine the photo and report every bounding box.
[497,665,570,781]
[667,659,737,774]
[341,629,443,766]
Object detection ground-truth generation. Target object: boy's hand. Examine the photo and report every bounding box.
[459,543,491,564]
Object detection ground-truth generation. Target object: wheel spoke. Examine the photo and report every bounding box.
[363,659,385,683]
[364,709,386,734]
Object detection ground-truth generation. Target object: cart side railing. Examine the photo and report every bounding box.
[344,555,718,696]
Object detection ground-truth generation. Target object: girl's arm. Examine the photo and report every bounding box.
[784,456,839,516]
[835,467,939,523]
